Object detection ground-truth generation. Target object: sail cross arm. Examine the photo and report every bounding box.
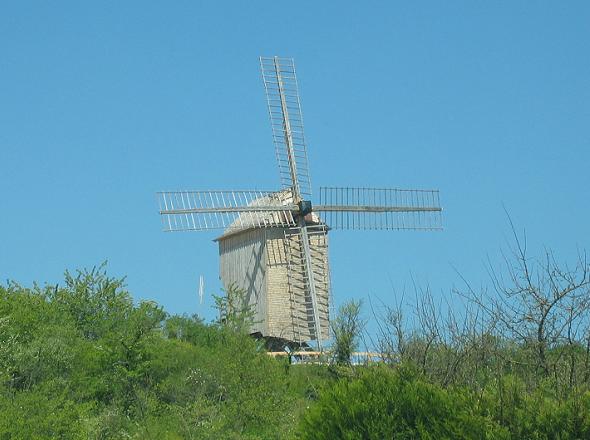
[160,205,298,215]
[314,205,442,213]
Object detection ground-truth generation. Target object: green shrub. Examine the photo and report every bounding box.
[480,375,590,439]
[299,365,507,440]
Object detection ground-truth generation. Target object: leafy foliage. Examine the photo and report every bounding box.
[0,266,307,439]
[2,262,590,439]
[331,299,364,366]
[299,365,507,440]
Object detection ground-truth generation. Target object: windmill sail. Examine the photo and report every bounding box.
[158,190,297,231]
[316,186,442,230]
[260,56,312,200]
[284,225,330,343]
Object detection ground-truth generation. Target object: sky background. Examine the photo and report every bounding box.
[1,2,589,332]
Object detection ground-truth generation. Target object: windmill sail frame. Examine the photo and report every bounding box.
[261,56,312,200]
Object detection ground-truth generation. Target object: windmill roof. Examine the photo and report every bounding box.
[214,189,323,242]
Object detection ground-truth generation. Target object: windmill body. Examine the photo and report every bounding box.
[216,221,330,344]
[158,57,442,349]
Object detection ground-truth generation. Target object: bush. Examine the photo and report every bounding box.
[480,375,590,439]
[299,365,507,440]
[0,269,305,439]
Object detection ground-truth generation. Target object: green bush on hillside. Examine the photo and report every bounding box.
[0,266,304,439]
[299,365,508,440]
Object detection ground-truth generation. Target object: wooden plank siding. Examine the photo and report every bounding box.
[265,228,296,340]
[218,227,330,343]
[218,228,268,335]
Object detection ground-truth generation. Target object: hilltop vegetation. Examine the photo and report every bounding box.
[1,249,590,438]
[0,265,310,439]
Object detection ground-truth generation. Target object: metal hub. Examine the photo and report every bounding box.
[298,200,312,216]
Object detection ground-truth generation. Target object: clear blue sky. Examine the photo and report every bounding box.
[1,2,589,326]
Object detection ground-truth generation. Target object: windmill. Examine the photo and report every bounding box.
[157,56,442,350]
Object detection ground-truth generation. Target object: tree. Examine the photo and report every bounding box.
[213,283,257,334]
[331,299,364,366]
[460,220,590,381]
